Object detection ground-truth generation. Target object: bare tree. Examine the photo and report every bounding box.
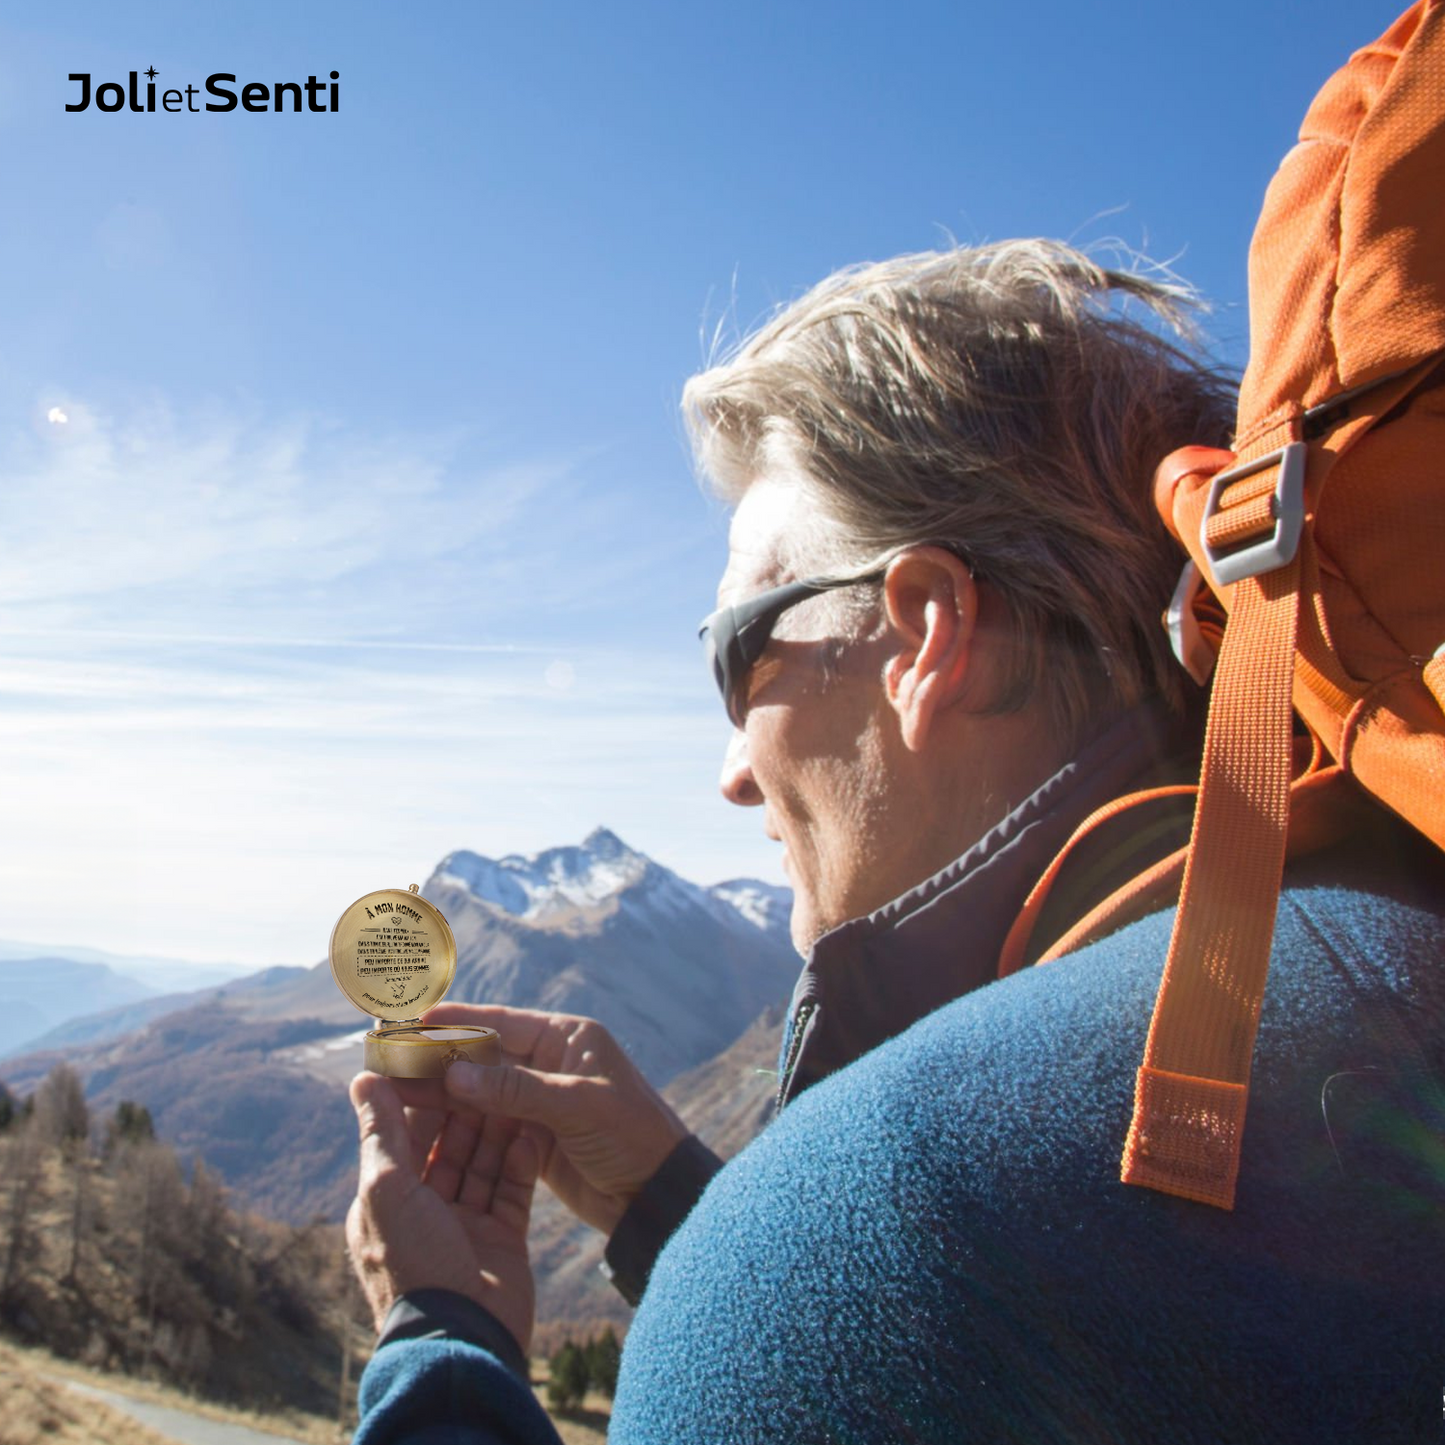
[64,1156,94,1287]
[33,1063,89,1152]
[0,1123,45,1311]
[111,1139,188,1374]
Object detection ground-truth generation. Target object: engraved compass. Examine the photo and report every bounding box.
[328,884,499,1077]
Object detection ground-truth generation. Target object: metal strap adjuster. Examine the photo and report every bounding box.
[1200,441,1307,586]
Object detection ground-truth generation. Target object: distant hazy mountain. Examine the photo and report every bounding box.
[11,963,314,1057]
[0,938,251,994]
[0,829,798,1259]
[0,957,157,1059]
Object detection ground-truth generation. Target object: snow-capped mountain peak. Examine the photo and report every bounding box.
[431,828,650,921]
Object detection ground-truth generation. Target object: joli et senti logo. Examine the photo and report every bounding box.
[66,67,339,114]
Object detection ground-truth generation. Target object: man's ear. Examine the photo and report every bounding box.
[881,547,978,752]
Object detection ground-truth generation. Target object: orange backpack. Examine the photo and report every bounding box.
[1003,1,1445,1209]
[1129,0,1445,1208]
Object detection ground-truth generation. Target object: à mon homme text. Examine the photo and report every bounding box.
[67,71,340,114]
[365,901,423,923]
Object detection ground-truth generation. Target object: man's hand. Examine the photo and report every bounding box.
[398,1004,692,1237]
[346,1070,539,1353]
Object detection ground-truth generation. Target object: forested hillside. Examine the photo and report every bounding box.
[0,1067,367,1423]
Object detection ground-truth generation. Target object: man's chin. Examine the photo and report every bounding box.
[788,903,832,959]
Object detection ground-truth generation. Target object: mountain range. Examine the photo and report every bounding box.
[0,828,798,1325]
[0,940,253,1060]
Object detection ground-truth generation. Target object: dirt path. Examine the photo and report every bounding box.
[57,1379,321,1445]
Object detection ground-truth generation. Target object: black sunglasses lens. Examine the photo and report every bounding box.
[700,578,846,727]
[700,619,741,723]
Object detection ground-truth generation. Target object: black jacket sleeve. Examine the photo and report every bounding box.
[377,1289,531,1383]
[603,1134,723,1306]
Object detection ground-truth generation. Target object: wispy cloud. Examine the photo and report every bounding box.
[0,627,546,654]
[0,643,702,737]
[2,394,578,635]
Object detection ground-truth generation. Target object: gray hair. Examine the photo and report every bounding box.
[684,240,1235,742]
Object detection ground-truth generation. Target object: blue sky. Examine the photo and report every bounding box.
[0,1,1405,966]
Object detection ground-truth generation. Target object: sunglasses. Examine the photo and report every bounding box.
[698,571,886,727]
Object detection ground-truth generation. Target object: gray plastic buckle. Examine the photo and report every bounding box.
[1166,561,1215,686]
[1200,442,1306,586]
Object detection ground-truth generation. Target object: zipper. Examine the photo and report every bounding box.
[775,999,817,1113]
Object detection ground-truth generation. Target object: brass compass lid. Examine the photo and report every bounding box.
[328,884,458,1024]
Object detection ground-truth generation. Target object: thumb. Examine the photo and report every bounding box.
[350,1071,417,1192]
[445,1059,583,1130]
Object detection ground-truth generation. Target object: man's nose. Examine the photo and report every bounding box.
[719,728,763,807]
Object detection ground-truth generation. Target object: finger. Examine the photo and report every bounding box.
[388,1076,451,1113]
[459,1110,521,1212]
[350,1073,418,1202]
[421,1109,486,1203]
[490,1132,541,1237]
[445,1059,593,1133]
[404,1103,448,1176]
[390,1079,484,1165]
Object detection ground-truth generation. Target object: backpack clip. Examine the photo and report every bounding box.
[1166,561,1215,685]
[1200,442,1306,586]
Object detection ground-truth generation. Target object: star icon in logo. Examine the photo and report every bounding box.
[145,66,158,80]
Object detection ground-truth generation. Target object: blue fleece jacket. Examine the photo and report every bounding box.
[357,827,1445,1444]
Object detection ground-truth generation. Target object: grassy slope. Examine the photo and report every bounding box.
[1,1339,225,1445]
[0,1338,609,1445]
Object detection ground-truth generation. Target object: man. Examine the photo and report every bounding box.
[345,241,1445,1443]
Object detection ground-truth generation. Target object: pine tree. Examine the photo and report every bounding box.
[586,1327,622,1398]
[105,1100,155,1154]
[546,1340,589,1412]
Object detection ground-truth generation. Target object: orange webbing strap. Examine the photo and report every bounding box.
[1120,433,1304,1209]
[995,786,1198,979]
